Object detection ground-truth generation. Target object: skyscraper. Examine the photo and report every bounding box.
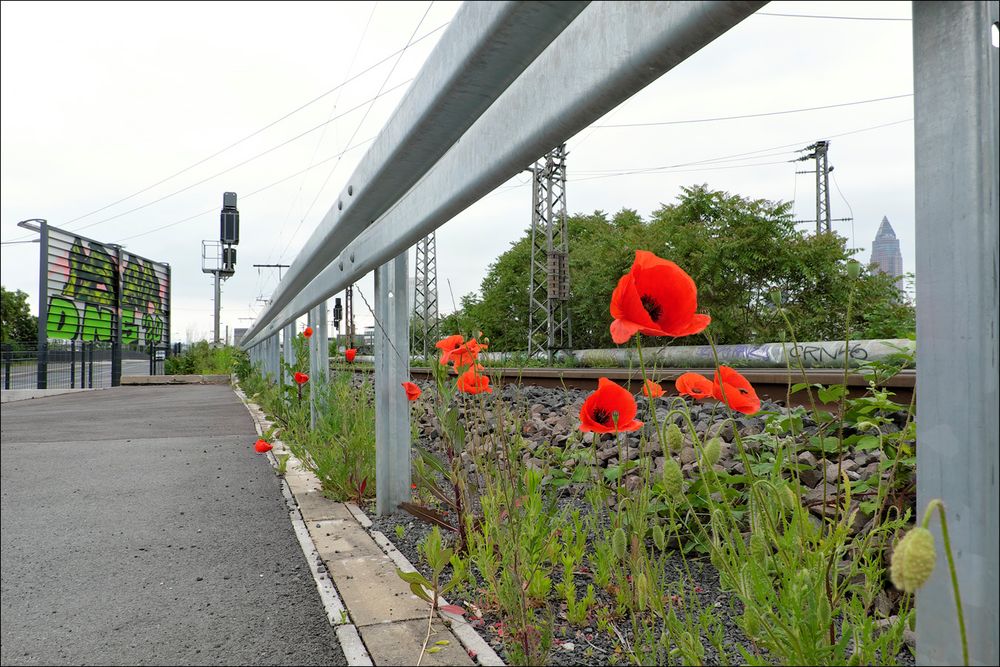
[870,216,904,291]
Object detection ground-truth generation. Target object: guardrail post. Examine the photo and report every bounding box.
[913,2,999,665]
[283,323,295,386]
[375,252,410,516]
[308,307,319,429]
[318,300,329,385]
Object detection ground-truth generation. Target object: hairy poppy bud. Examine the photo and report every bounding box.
[612,528,627,560]
[662,459,683,497]
[702,437,722,467]
[652,524,666,551]
[769,289,782,308]
[665,423,684,453]
[781,484,798,511]
[847,260,861,280]
[890,526,936,593]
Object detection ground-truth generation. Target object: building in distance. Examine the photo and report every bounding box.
[870,216,904,292]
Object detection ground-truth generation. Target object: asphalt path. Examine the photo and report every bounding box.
[0,385,345,666]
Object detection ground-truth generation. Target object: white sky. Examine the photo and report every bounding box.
[1,1,915,345]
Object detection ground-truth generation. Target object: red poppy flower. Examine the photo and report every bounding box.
[579,377,644,433]
[303,326,313,338]
[712,366,760,415]
[642,379,664,398]
[447,338,486,369]
[401,381,421,401]
[435,334,465,365]
[609,250,711,344]
[456,367,492,394]
[345,348,357,363]
[254,439,273,453]
[294,371,309,385]
[675,373,714,399]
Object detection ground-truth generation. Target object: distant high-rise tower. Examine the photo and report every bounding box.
[870,216,904,291]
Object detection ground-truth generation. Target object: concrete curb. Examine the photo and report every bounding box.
[122,374,229,385]
[232,386,370,666]
[232,385,502,666]
[0,388,98,403]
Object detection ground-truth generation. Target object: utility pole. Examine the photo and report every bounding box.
[412,233,439,359]
[795,140,850,234]
[203,192,238,346]
[527,144,572,359]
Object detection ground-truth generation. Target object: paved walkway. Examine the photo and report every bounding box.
[0,386,345,666]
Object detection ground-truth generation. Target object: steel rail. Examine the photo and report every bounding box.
[240,0,588,348]
[241,0,766,349]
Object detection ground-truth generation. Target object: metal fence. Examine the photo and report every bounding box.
[238,3,999,664]
[1,342,164,390]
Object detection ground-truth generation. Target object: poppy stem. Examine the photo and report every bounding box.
[633,335,661,473]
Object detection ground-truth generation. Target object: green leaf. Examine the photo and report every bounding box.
[856,435,881,451]
[396,568,431,588]
[817,384,847,404]
[409,581,433,604]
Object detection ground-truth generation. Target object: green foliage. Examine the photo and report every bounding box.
[1,285,37,344]
[449,186,914,349]
[165,341,238,375]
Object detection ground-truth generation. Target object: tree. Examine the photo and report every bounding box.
[1,286,38,344]
[448,185,913,350]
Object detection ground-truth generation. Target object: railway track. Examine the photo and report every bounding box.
[403,365,915,409]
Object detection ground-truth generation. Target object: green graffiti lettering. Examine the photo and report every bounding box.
[142,313,164,345]
[62,238,116,307]
[122,310,139,344]
[81,304,113,342]
[46,296,80,340]
[122,257,162,314]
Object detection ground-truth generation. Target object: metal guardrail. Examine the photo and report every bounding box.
[240,4,999,663]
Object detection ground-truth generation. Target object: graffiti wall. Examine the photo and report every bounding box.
[44,225,170,347]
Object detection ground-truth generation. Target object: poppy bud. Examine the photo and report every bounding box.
[612,528,627,560]
[702,437,722,467]
[665,423,684,453]
[890,526,936,593]
[847,260,861,280]
[662,459,683,498]
[769,289,782,308]
[652,524,666,551]
[781,484,798,511]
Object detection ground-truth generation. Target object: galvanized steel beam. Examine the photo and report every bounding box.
[241,1,588,349]
[242,1,765,347]
[374,254,411,516]
[913,2,999,665]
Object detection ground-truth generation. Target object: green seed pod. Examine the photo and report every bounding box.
[662,458,684,498]
[702,437,722,467]
[665,423,684,453]
[652,524,666,551]
[612,527,627,560]
[781,483,798,511]
[749,532,769,562]
[847,260,861,280]
[890,527,937,593]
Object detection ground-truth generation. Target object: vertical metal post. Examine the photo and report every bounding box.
[375,252,411,516]
[213,271,222,346]
[345,285,355,349]
[36,219,48,389]
[4,349,10,390]
[913,2,999,665]
[111,245,123,387]
[308,307,319,429]
[318,300,329,385]
[70,340,76,388]
[283,322,295,386]
[88,342,93,388]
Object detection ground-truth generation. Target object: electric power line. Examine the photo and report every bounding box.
[53,20,451,230]
[754,11,911,22]
[592,93,913,129]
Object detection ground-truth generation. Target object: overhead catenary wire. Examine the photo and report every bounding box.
[52,19,451,231]
[592,93,912,129]
[753,11,911,22]
[65,79,413,238]
[280,0,436,264]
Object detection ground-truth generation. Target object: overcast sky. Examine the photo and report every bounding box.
[1,1,915,345]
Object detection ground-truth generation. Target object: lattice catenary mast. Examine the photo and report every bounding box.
[527,144,572,359]
[412,233,439,359]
